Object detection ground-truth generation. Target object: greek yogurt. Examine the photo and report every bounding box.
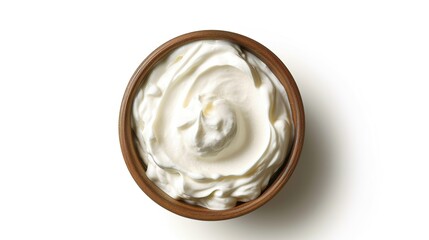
[132,40,292,210]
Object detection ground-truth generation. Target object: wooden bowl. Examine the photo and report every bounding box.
[119,30,305,220]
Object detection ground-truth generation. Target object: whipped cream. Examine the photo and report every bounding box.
[132,40,292,210]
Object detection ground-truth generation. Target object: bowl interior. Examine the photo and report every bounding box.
[119,30,305,220]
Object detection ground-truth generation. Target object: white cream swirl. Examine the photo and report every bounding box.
[132,40,292,210]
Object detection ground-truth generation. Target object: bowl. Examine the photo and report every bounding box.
[118,30,305,220]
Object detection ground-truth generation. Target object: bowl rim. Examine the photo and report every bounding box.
[118,30,305,221]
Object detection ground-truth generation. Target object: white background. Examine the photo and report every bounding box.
[1,0,428,239]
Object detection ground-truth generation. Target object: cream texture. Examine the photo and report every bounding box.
[132,40,292,210]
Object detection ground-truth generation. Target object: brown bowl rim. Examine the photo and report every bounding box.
[118,30,305,221]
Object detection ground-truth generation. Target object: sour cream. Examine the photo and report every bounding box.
[132,40,292,210]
